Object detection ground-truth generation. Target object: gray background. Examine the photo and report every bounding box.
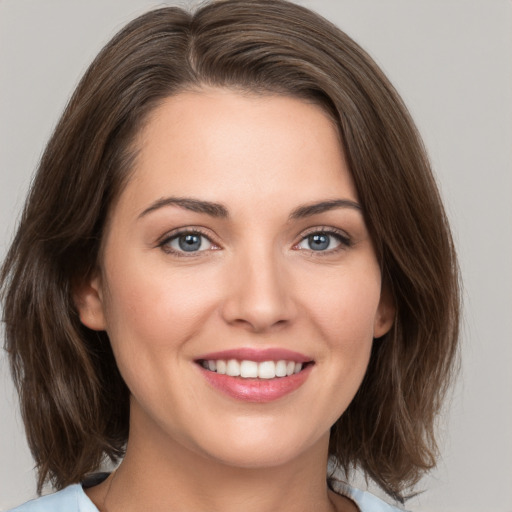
[1,0,511,510]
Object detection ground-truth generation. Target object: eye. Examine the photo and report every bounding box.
[160,230,216,255]
[295,230,350,252]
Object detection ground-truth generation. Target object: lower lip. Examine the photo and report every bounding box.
[199,364,313,403]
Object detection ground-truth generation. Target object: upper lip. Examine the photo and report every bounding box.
[196,348,312,363]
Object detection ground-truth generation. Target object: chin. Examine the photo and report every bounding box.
[201,442,310,470]
[188,419,327,470]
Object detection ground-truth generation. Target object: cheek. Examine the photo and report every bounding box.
[307,274,381,420]
[302,265,382,349]
[300,264,381,410]
[105,256,216,332]
[100,257,222,385]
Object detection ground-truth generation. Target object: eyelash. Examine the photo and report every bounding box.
[157,226,352,257]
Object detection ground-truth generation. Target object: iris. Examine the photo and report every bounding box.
[308,233,330,251]
[178,234,203,251]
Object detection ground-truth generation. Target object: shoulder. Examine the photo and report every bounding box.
[335,481,411,512]
[6,484,99,512]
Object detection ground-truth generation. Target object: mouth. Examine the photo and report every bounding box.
[195,349,315,402]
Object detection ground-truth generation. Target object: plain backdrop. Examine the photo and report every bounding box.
[1,1,511,511]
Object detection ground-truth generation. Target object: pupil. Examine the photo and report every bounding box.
[309,234,329,251]
[179,234,201,251]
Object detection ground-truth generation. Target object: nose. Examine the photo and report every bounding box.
[220,246,297,333]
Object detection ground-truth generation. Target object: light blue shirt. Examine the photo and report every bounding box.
[7,482,408,511]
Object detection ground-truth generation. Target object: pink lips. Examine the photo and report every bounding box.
[196,348,313,403]
[197,348,311,363]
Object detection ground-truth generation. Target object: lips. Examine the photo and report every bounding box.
[195,348,314,402]
[197,348,311,363]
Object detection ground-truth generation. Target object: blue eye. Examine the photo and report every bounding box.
[165,232,213,253]
[306,233,332,251]
[296,231,348,252]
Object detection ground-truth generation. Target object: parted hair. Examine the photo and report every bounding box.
[1,0,459,502]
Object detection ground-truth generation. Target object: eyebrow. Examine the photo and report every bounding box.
[138,197,229,219]
[138,196,361,220]
[289,199,362,219]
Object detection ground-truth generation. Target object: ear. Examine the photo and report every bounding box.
[73,272,107,331]
[373,287,395,339]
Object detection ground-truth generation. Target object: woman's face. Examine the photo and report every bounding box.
[77,88,393,469]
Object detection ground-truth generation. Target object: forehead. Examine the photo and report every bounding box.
[118,87,358,218]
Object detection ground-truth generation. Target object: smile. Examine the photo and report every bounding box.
[196,348,314,402]
[199,359,304,379]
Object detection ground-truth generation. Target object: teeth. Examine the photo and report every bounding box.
[226,359,240,377]
[203,359,306,379]
[275,360,287,377]
[258,361,276,379]
[216,359,227,375]
[240,360,258,378]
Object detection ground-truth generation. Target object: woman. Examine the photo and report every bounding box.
[1,1,459,511]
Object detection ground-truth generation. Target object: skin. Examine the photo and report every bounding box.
[76,88,394,512]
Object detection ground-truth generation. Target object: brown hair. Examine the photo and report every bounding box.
[0,0,459,502]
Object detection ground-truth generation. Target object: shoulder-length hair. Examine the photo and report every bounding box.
[1,0,459,501]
